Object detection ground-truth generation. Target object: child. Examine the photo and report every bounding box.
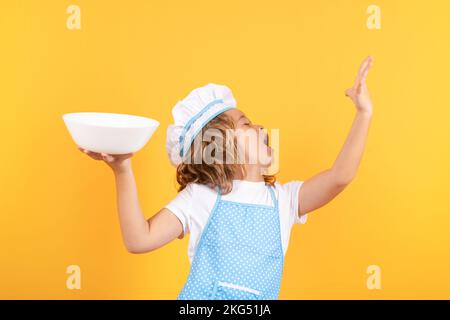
[79,56,374,299]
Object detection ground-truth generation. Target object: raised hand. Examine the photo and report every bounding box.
[345,55,374,116]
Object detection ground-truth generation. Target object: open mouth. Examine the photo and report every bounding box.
[264,133,269,147]
[263,132,272,155]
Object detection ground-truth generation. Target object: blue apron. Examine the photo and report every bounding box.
[177,184,284,300]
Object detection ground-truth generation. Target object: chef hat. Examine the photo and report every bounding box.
[166,83,237,167]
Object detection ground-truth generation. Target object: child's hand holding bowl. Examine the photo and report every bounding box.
[77,146,134,173]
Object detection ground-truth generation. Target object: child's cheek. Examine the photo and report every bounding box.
[235,129,261,165]
[236,139,249,163]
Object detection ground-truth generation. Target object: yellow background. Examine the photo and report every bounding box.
[1,0,449,299]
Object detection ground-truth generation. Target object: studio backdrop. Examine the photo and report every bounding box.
[1,0,449,299]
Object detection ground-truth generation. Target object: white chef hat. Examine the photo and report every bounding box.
[166,83,237,167]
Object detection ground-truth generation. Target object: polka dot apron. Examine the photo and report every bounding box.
[177,185,284,300]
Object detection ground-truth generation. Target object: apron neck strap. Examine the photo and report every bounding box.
[216,185,222,198]
[268,185,278,209]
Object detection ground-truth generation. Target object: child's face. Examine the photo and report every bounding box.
[225,109,273,167]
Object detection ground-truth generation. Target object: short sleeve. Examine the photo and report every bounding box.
[164,183,194,239]
[283,180,308,225]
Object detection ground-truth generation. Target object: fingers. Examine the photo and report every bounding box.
[345,88,354,97]
[354,59,370,85]
[353,55,374,89]
[101,153,115,162]
[360,56,373,77]
[77,146,134,162]
[87,151,103,160]
[78,146,103,160]
[360,56,372,72]
[360,56,374,84]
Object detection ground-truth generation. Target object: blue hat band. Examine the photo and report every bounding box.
[179,99,234,158]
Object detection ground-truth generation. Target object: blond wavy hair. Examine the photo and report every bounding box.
[176,112,275,194]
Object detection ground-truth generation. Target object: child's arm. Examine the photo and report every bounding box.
[79,148,183,254]
[298,56,374,216]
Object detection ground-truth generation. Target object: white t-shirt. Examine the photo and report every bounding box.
[165,179,308,263]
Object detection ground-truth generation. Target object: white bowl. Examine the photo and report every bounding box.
[63,112,160,154]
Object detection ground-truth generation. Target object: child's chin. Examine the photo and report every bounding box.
[259,147,273,167]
